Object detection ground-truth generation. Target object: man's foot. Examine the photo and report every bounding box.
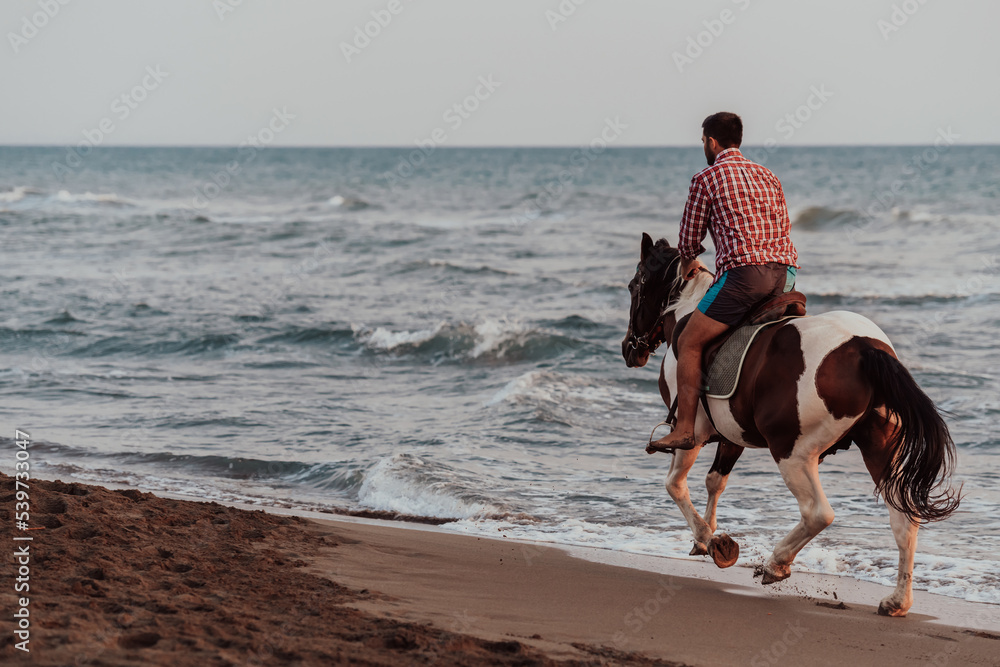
[646,430,698,454]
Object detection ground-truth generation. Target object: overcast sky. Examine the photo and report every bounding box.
[2,0,997,147]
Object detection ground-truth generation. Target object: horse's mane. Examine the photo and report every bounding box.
[663,267,714,319]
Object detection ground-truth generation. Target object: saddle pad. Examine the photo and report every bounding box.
[704,316,802,399]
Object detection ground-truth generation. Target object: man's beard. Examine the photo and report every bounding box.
[704,144,715,166]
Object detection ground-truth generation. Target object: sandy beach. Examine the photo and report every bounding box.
[5,2,1000,663]
[2,472,998,666]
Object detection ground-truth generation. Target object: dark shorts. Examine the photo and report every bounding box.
[697,263,797,327]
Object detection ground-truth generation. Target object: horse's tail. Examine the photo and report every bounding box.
[860,347,961,522]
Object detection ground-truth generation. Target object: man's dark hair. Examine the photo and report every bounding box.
[702,112,742,148]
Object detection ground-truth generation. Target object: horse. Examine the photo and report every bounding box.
[621,233,960,617]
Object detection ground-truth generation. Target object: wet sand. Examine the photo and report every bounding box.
[2,473,997,666]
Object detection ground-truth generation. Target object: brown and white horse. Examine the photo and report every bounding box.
[622,233,960,616]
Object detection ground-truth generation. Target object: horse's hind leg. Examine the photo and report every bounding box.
[760,452,835,584]
[856,412,918,617]
[878,505,918,616]
[665,446,715,551]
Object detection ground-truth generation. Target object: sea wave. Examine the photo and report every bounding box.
[327,194,370,210]
[807,291,1000,306]
[790,204,972,231]
[486,370,654,408]
[357,453,508,519]
[18,438,315,478]
[67,332,241,358]
[355,323,446,351]
[791,205,859,229]
[0,186,133,210]
[5,318,599,363]
[390,258,517,277]
[256,325,357,346]
[352,318,588,363]
[21,439,366,494]
[21,438,506,519]
[0,185,44,203]
[55,190,132,206]
[43,310,82,324]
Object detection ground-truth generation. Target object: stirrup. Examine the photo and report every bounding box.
[648,419,674,447]
[649,395,680,447]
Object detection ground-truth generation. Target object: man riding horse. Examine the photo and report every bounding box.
[623,113,960,617]
[649,111,799,453]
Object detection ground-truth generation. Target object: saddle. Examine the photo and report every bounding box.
[672,290,808,391]
[652,291,806,441]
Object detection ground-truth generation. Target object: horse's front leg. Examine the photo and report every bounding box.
[664,446,715,551]
[704,441,743,533]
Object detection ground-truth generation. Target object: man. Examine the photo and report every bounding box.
[648,112,798,452]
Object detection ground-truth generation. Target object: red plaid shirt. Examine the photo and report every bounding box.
[678,148,798,276]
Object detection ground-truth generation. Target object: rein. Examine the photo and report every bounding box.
[626,263,713,355]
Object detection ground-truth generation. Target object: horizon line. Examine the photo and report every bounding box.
[0,142,995,150]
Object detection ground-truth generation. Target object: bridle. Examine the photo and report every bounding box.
[626,257,712,356]
[626,255,678,355]
[625,325,659,356]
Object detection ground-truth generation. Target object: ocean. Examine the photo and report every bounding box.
[1,144,997,606]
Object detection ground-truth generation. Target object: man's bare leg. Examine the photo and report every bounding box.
[647,309,729,454]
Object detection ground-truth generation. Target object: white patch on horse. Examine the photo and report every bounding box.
[789,312,892,447]
[705,396,763,448]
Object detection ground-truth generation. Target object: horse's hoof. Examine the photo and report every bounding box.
[755,562,791,585]
[708,534,739,569]
[877,599,909,617]
[689,542,709,556]
[760,570,787,585]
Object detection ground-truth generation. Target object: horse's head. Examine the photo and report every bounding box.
[622,232,685,368]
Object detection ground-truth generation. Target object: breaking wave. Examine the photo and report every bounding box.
[351,319,589,363]
[357,454,508,519]
[327,194,370,210]
[792,205,859,229]
[0,186,132,209]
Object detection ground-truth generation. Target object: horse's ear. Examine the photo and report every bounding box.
[640,232,654,261]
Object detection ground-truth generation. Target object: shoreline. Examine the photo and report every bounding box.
[4,473,998,666]
[245,503,1000,635]
[306,514,1000,666]
[51,472,1000,633]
